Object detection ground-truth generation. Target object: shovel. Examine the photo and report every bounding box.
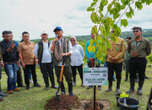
[56,57,65,102]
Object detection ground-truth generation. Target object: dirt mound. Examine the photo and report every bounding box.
[45,95,80,110]
[45,96,111,110]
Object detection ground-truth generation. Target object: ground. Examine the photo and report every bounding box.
[0,67,152,110]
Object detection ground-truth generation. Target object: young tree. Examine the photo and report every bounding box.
[87,0,152,62]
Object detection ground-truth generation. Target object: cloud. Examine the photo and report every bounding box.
[0,0,152,40]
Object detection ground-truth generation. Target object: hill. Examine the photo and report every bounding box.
[76,29,152,41]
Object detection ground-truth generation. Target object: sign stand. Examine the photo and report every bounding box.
[94,86,96,110]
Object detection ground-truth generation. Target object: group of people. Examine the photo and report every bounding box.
[0,26,151,101]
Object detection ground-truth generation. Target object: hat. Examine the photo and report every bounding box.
[53,26,63,32]
[41,31,48,36]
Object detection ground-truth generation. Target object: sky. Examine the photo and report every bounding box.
[0,0,152,40]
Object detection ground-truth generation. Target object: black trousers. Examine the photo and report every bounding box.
[0,65,2,92]
[129,57,147,90]
[55,66,73,93]
[71,64,83,84]
[23,64,38,87]
[17,67,23,87]
[107,62,122,89]
[40,63,55,88]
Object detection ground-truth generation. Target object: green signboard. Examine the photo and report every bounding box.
[83,67,108,86]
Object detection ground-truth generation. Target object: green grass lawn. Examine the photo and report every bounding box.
[0,66,152,110]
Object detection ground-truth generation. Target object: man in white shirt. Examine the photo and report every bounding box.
[34,32,57,89]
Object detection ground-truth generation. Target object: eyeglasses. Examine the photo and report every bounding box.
[133,30,139,33]
[70,39,75,41]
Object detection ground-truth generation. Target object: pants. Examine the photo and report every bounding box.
[129,57,147,90]
[23,64,38,87]
[40,63,55,88]
[124,60,130,80]
[55,66,73,93]
[4,63,18,91]
[107,62,122,89]
[17,67,23,87]
[0,65,2,92]
[71,64,83,84]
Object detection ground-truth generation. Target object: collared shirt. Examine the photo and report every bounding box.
[128,37,151,58]
[107,37,125,63]
[70,44,84,66]
[34,41,52,63]
[18,41,35,65]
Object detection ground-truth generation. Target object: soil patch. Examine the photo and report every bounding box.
[45,95,80,110]
[45,95,111,110]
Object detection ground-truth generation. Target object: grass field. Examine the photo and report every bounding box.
[0,66,152,110]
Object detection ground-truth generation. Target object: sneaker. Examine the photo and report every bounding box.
[8,90,13,94]
[72,82,76,86]
[0,96,3,101]
[116,89,121,94]
[69,92,74,96]
[98,86,102,90]
[26,86,30,90]
[126,89,135,94]
[34,83,41,87]
[137,89,142,95]
[0,92,7,97]
[105,88,112,92]
[51,86,58,89]
[45,87,50,90]
[61,91,65,95]
[14,88,19,92]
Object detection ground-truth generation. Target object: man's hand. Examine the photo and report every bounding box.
[22,62,26,68]
[35,59,38,64]
[131,51,138,57]
[109,56,117,61]
[17,61,20,67]
[61,53,66,56]
[10,43,15,49]
[0,61,4,67]
[51,38,59,51]
[7,43,15,52]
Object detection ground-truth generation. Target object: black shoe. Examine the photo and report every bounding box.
[51,86,58,89]
[45,87,50,90]
[26,86,30,90]
[69,92,74,96]
[0,92,7,97]
[137,89,142,95]
[116,89,121,94]
[105,88,112,92]
[0,96,3,101]
[34,83,41,87]
[98,86,102,90]
[126,89,134,94]
[61,91,65,95]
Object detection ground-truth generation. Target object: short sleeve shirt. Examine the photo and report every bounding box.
[18,41,35,65]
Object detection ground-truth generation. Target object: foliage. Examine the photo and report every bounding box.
[147,53,152,63]
[87,0,152,62]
